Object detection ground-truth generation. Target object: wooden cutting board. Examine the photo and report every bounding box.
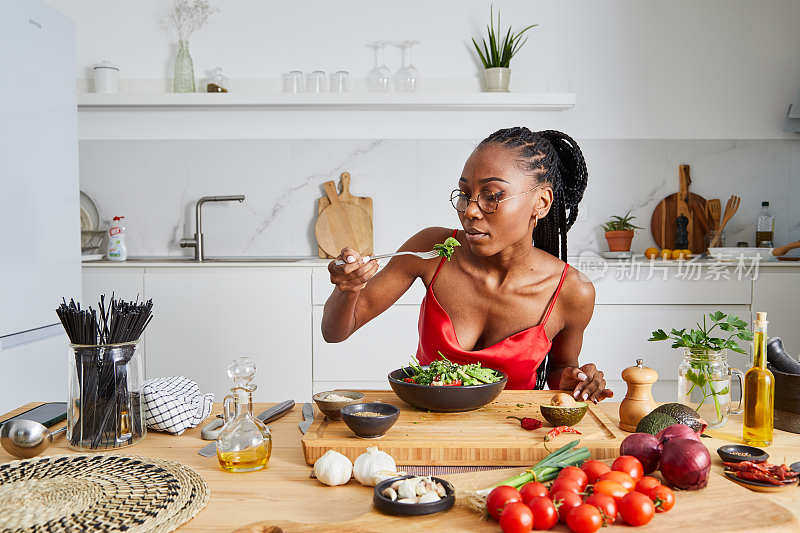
[235,463,800,533]
[651,165,708,254]
[302,390,626,466]
[315,180,373,258]
[317,172,373,258]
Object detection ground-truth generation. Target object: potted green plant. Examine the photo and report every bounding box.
[471,6,538,92]
[602,211,643,252]
[649,312,752,428]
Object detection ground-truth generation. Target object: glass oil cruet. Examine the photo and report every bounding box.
[216,357,272,472]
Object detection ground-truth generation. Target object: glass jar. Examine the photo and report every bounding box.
[67,341,146,450]
[677,348,743,428]
[173,39,196,93]
[216,357,272,472]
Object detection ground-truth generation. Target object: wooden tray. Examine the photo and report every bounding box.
[235,468,800,532]
[301,390,627,466]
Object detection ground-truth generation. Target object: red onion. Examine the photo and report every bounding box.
[656,424,701,446]
[660,438,711,490]
[620,433,661,474]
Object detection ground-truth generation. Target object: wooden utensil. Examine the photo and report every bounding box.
[651,179,709,254]
[707,198,722,231]
[317,172,373,258]
[710,195,741,247]
[618,359,659,432]
[315,181,372,258]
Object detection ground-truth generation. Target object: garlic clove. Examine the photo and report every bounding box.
[418,492,440,504]
[397,497,418,504]
[382,487,398,501]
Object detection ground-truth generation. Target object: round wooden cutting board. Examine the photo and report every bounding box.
[650,192,708,253]
[315,181,372,258]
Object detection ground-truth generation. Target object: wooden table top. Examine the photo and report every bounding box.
[2,396,799,532]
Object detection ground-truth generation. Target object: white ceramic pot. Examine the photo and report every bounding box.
[483,67,511,92]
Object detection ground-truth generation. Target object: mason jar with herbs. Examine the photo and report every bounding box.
[650,311,752,428]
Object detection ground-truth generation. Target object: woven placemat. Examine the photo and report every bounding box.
[0,454,209,533]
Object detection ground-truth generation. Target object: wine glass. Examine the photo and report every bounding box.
[393,40,419,92]
[366,41,391,92]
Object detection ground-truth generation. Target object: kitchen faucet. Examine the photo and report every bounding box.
[180,195,246,261]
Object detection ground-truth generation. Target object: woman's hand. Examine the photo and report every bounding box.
[558,364,614,404]
[328,247,378,293]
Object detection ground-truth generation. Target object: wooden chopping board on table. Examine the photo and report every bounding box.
[302,390,626,466]
[235,456,799,533]
[315,180,373,259]
[651,164,709,254]
[317,172,373,258]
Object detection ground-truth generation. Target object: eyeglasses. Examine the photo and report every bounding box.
[450,185,543,214]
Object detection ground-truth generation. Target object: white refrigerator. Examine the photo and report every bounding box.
[0,0,80,414]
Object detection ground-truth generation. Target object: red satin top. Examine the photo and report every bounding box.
[416,230,570,390]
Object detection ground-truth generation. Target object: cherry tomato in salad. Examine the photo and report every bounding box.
[566,503,603,533]
[592,480,628,503]
[612,455,644,481]
[557,466,588,490]
[647,484,676,513]
[619,491,655,526]
[520,481,549,505]
[499,502,534,533]
[598,470,635,492]
[580,460,611,484]
[487,486,522,521]
[550,477,581,495]
[584,492,617,524]
[551,490,583,523]
[635,475,661,494]
[526,496,559,530]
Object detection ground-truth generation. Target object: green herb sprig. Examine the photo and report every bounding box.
[433,237,461,261]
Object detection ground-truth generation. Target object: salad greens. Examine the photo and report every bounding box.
[433,237,461,261]
[402,353,501,386]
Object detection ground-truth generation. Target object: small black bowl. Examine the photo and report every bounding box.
[373,475,455,516]
[340,402,399,438]
[717,444,769,463]
[388,367,507,412]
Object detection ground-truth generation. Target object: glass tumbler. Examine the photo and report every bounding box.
[283,70,304,93]
[67,341,146,450]
[306,70,327,93]
[330,70,350,93]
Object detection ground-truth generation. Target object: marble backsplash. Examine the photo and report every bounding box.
[79,139,800,258]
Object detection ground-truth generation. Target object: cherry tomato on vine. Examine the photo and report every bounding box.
[487,486,522,521]
[648,484,676,513]
[592,480,628,503]
[557,466,588,490]
[550,477,581,495]
[585,492,617,524]
[598,470,635,491]
[527,496,559,530]
[581,460,611,484]
[635,475,661,494]
[619,491,655,526]
[520,481,549,505]
[566,503,603,533]
[552,490,583,523]
[499,502,534,533]
[612,455,644,481]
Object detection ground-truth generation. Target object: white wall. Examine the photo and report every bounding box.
[49,0,800,139]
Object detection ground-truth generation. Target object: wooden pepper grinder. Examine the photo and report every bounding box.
[619,359,659,432]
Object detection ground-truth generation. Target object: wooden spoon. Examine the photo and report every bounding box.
[710,195,740,247]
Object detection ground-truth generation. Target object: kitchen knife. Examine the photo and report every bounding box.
[298,402,314,434]
[197,399,295,457]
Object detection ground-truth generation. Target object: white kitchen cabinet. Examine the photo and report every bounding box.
[144,268,312,402]
[312,304,421,392]
[584,304,751,402]
[82,268,144,304]
[752,269,800,357]
[312,267,426,305]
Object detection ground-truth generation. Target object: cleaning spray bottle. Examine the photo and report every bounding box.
[107,216,128,261]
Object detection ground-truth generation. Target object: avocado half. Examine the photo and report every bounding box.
[540,402,588,427]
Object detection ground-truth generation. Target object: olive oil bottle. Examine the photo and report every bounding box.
[743,312,774,446]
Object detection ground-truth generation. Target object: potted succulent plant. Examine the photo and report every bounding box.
[471,6,538,92]
[603,211,643,252]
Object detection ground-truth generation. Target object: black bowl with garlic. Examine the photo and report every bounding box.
[373,475,455,516]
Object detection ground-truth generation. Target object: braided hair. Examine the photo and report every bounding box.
[478,127,588,389]
[479,127,588,261]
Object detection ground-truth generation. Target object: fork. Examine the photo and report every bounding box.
[334,250,440,266]
[710,195,741,247]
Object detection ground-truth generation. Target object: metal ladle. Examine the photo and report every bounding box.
[1,419,67,458]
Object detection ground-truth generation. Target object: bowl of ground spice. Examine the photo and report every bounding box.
[341,402,400,438]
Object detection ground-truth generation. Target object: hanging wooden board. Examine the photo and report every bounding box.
[317,172,373,258]
[315,181,372,258]
[651,192,709,253]
[301,390,626,466]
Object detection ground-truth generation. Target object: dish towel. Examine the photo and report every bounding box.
[142,376,214,435]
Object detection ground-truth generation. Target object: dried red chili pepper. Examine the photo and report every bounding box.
[733,470,783,485]
[507,416,543,430]
[545,426,582,441]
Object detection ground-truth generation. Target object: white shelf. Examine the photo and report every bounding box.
[77,91,576,111]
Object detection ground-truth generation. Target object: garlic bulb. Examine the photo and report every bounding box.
[313,450,353,486]
[353,446,397,486]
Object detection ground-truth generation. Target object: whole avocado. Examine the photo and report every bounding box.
[652,403,707,433]
[636,412,679,435]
